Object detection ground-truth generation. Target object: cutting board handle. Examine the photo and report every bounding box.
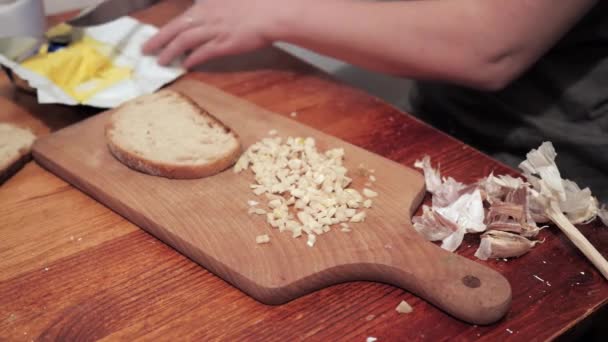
[370,238,512,325]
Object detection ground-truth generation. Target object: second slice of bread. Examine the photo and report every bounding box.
[105,89,241,179]
[0,123,37,184]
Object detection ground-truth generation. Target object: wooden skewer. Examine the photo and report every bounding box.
[547,200,608,281]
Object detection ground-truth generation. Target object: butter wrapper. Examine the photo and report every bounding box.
[0,17,184,108]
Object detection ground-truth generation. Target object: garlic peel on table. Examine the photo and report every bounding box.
[413,142,606,265]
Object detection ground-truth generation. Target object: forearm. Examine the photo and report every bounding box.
[270,0,596,90]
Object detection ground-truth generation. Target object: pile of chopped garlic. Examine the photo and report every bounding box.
[235,135,377,246]
[413,142,607,260]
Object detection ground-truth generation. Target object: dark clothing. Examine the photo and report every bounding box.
[410,3,608,202]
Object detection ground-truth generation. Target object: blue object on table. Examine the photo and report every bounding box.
[47,41,69,53]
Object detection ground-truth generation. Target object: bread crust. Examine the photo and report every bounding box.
[0,123,35,185]
[105,90,242,179]
[0,150,31,185]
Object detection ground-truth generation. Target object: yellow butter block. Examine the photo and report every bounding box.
[21,36,132,103]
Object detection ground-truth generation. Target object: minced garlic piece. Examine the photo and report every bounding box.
[363,188,378,198]
[396,300,413,314]
[256,234,270,244]
[307,234,316,247]
[350,211,366,223]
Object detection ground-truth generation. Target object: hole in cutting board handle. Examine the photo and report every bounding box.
[462,275,481,288]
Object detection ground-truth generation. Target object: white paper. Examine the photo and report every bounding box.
[0,16,184,108]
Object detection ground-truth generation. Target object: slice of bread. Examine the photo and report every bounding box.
[105,89,241,179]
[0,123,36,184]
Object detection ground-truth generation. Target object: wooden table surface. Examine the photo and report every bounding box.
[1,0,607,340]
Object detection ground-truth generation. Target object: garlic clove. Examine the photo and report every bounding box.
[474,230,541,260]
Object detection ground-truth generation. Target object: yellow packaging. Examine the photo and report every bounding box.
[0,17,183,108]
[21,36,132,102]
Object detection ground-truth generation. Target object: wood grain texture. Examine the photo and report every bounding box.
[32,79,511,325]
[0,0,606,340]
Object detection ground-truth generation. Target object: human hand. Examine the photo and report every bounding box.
[142,0,298,68]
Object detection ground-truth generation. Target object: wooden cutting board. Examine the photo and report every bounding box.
[32,79,511,325]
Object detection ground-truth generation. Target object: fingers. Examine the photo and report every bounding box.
[183,41,231,69]
[142,13,200,55]
[157,26,215,65]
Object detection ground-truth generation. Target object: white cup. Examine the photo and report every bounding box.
[0,0,46,38]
